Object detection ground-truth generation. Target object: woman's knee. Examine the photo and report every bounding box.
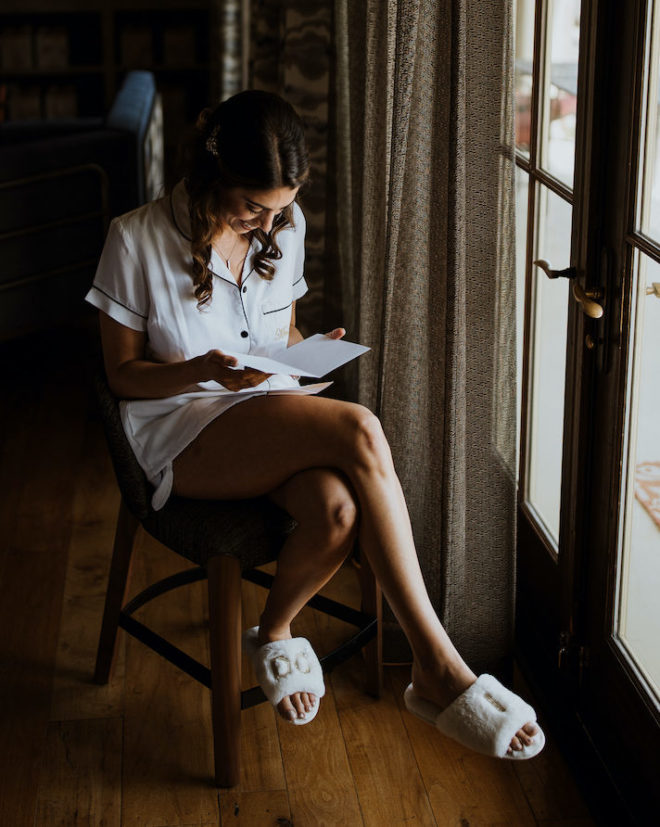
[274,467,358,548]
[326,494,359,542]
[301,470,358,549]
[341,404,391,471]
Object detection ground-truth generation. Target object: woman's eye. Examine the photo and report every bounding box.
[247,206,260,215]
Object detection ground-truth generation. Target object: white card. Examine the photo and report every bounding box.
[223,334,370,378]
[231,381,333,395]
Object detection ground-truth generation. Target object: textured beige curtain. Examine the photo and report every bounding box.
[335,0,517,671]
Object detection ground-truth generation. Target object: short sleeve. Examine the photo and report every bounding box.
[291,203,308,301]
[85,218,149,331]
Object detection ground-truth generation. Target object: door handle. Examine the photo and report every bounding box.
[646,283,660,298]
[533,259,605,319]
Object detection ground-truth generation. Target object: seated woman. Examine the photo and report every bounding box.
[86,90,544,759]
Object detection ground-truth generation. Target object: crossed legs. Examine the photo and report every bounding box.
[172,394,537,752]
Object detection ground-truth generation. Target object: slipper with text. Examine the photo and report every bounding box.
[243,626,325,725]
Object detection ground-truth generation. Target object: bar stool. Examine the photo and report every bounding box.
[91,369,382,787]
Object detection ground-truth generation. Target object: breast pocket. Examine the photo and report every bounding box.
[260,298,292,348]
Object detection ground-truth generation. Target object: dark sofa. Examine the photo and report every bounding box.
[0,70,163,341]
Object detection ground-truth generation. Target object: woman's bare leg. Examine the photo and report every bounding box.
[260,468,358,721]
[173,394,536,750]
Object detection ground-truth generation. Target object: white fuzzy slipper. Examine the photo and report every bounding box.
[404,674,545,760]
[243,627,326,725]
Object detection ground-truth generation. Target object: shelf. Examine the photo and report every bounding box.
[1,66,104,78]
[0,3,214,156]
[0,0,209,11]
[115,63,208,74]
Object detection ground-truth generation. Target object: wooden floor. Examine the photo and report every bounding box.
[0,325,596,826]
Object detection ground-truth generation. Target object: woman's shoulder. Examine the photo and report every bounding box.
[108,191,172,250]
[279,201,304,249]
[291,199,306,231]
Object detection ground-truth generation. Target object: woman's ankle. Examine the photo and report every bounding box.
[257,616,292,644]
[412,656,477,696]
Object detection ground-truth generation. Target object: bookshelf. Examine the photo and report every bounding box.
[0,1,217,165]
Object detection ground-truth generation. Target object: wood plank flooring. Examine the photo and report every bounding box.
[0,325,596,826]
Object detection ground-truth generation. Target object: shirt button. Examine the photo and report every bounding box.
[242,285,247,293]
[240,330,248,338]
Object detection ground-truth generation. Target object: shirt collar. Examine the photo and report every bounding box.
[169,178,258,285]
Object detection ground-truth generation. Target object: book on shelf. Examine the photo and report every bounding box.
[0,84,7,124]
[0,25,33,71]
[163,26,196,66]
[35,27,69,70]
[8,84,41,120]
[119,26,153,69]
[44,85,77,119]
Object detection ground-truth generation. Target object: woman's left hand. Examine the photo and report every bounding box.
[289,328,346,381]
[325,327,346,340]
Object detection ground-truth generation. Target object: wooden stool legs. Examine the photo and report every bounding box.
[207,554,242,788]
[94,504,380,788]
[94,498,138,684]
[359,553,383,697]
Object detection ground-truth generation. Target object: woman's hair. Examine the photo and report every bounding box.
[183,90,309,308]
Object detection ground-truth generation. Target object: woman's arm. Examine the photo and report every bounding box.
[287,300,303,347]
[100,313,270,398]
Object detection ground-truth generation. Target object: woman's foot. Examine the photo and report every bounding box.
[411,660,539,754]
[257,625,317,722]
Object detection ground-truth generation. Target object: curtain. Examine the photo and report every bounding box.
[335,0,517,672]
[213,0,247,101]
[250,0,335,337]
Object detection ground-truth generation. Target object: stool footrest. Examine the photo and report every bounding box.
[119,612,213,688]
[118,565,378,710]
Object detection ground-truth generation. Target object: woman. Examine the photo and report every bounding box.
[87,90,543,759]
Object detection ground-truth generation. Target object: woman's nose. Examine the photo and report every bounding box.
[259,211,275,233]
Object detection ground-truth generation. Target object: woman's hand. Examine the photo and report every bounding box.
[325,327,346,340]
[198,349,271,391]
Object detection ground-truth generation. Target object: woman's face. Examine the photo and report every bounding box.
[218,185,300,236]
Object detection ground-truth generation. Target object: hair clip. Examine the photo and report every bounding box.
[205,125,220,156]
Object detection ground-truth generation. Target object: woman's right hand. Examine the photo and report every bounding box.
[197,349,272,391]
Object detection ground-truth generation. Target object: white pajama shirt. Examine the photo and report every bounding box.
[85,179,312,510]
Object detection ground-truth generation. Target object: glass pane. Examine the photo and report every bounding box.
[540,0,580,188]
[526,185,571,545]
[637,0,660,241]
[515,166,529,476]
[616,251,660,704]
[515,0,535,156]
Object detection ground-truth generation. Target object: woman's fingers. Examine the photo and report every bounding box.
[204,349,238,369]
[325,327,346,339]
[223,367,271,391]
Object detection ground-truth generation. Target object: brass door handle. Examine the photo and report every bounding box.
[646,283,660,298]
[533,259,605,319]
[572,280,604,319]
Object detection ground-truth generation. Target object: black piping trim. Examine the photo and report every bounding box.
[91,283,148,319]
[210,268,238,287]
[293,273,305,287]
[262,301,292,315]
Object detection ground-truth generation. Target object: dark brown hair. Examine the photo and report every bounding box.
[184,90,309,308]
